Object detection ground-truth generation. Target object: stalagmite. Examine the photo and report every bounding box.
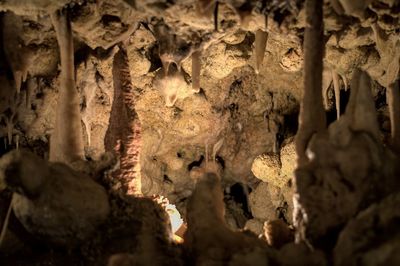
[254,30,268,74]
[346,70,380,140]
[387,80,400,151]
[0,194,14,248]
[332,70,341,119]
[105,44,142,196]
[191,50,202,93]
[185,162,270,264]
[295,0,326,165]
[49,9,84,165]
[15,135,19,150]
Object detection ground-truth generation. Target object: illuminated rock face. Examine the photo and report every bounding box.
[0,0,399,265]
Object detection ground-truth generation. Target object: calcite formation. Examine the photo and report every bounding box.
[0,0,399,265]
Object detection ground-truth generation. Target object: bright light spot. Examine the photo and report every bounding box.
[152,195,185,242]
[165,201,184,233]
[156,73,191,107]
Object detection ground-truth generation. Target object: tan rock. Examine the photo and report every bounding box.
[249,182,282,221]
[244,218,264,236]
[280,139,297,179]
[251,154,282,186]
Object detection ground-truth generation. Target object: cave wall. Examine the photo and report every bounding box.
[0,0,399,233]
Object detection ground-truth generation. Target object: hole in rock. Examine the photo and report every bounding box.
[163,174,173,184]
[215,155,225,169]
[100,15,121,27]
[187,155,204,171]
[227,183,252,218]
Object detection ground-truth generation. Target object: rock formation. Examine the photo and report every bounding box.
[0,0,399,265]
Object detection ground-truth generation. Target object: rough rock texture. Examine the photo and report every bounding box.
[70,0,140,49]
[264,219,294,249]
[0,0,399,265]
[294,71,400,246]
[244,218,264,236]
[184,162,276,265]
[251,154,281,185]
[0,150,110,245]
[334,192,400,266]
[278,243,327,266]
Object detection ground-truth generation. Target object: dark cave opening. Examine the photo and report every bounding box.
[187,155,204,171]
[226,182,252,219]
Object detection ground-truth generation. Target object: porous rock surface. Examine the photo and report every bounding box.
[0,0,399,265]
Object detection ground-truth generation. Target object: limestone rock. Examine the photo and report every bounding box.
[278,243,327,266]
[3,13,59,81]
[127,49,151,77]
[204,42,249,79]
[249,182,282,221]
[279,47,303,72]
[0,0,72,16]
[293,71,400,246]
[334,193,400,266]
[71,0,139,49]
[280,138,297,179]
[185,164,275,266]
[251,154,281,184]
[0,150,110,245]
[223,30,247,45]
[244,218,264,236]
[264,220,294,249]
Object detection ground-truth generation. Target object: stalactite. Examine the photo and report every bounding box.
[214,1,219,31]
[11,67,29,95]
[81,73,97,147]
[82,118,91,147]
[212,138,224,162]
[49,9,84,165]
[322,68,333,109]
[332,70,341,119]
[191,50,202,93]
[26,77,37,108]
[14,71,22,95]
[105,44,142,196]
[295,0,326,165]
[387,80,400,152]
[5,113,15,146]
[15,135,19,150]
[340,73,348,91]
[161,58,172,76]
[254,29,268,74]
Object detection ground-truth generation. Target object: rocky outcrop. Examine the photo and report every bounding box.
[294,71,400,247]
[0,150,110,245]
[334,192,400,266]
